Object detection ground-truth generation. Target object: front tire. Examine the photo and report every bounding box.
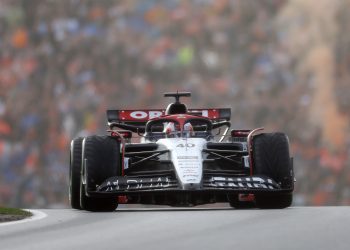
[253,133,294,209]
[255,193,293,209]
[80,135,120,212]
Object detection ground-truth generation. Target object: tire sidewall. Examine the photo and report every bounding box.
[69,137,83,209]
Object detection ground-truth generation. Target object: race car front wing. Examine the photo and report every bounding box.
[88,174,293,197]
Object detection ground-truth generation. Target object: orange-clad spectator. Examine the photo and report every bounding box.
[89,6,105,20]
[312,191,330,206]
[25,150,39,173]
[213,78,230,94]
[0,141,4,156]
[58,132,69,151]
[320,148,347,173]
[144,5,167,24]
[11,28,28,48]
[0,120,11,135]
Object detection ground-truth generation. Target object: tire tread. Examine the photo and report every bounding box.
[80,135,120,212]
[253,133,293,209]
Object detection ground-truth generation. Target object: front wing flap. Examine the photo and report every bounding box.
[89,175,292,196]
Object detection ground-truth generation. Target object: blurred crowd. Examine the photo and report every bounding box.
[0,0,349,208]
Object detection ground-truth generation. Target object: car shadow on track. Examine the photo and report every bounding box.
[116,205,233,212]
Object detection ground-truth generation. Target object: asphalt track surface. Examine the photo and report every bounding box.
[0,206,350,250]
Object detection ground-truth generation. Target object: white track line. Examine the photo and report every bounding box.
[0,209,47,227]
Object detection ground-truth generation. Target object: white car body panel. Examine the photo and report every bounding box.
[157,138,207,189]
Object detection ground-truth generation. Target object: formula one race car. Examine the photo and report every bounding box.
[69,92,294,211]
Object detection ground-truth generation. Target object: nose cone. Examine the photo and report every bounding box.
[157,137,207,188]
[182,183,202,190]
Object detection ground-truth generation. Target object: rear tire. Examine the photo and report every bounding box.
[253,133,294,209]
[69,137,83,209]
[80,135,120,212]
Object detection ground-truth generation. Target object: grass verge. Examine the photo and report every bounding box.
[0,207,32,223]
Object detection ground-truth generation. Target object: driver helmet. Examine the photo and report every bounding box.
[184,122,194,136]
[164,122,176,135]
